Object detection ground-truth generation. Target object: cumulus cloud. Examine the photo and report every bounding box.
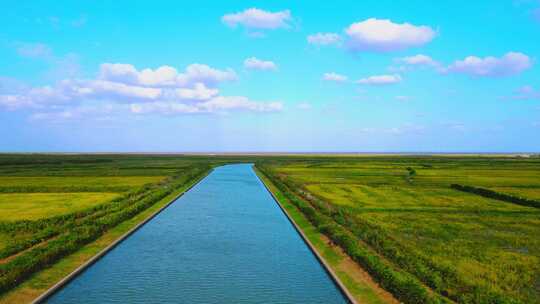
[445,52,532,77]
[222,8,291,29]
[99,63,237,87]
[0,62,283,117]
[357,74,402,85]
[243,57,278,71]
[345,18,436,52]
[307,33,341,46]
[323,72,348,83]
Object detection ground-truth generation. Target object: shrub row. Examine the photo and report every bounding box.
[256,165,450,304]
[0,165,211,295]
[451,184,540,209]
[0,185,132,193]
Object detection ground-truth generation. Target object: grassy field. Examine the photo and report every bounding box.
[256,156,540,304]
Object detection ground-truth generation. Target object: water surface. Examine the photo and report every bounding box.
[46,164,348,303]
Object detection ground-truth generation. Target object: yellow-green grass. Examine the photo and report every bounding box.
[255,168,397,304]
[268,158,540,303]
[0,192,120,221]
[0,169,208,304]
[0,176,165,190]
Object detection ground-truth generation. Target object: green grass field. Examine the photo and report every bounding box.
[257,156,540,304]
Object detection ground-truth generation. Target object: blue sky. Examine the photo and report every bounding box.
[1,0,539,152]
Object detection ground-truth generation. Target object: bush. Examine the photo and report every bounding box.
[451,184,540,209]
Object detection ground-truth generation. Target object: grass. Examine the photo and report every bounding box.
[0,193,120,221]
[257,156,540,304]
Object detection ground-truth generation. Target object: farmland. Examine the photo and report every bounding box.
[256,156,540,304]
[0,154,539,303]
[0,154,219,302]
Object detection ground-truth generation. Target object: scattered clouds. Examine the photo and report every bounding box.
[398,54,439,67]
[345,18,436,52]
[307,33,341,46]
[222,8,291,30]
[17,43,53,58]
[0,62,283,118]
[243,57,278,71]
[445,52,532,77]
[99,63,237,87]
[323,72,348,83]
[357,74,402,85]
[130,96,283,115]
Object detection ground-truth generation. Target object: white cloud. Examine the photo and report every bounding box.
[244,57,278,71]
[99,63,237,87]
[357,74,402,85]
[398,54,439,66]
[1,62,281,117]
[445,52,532,77]
[345,18,436,52]
[222,8,291,29]
[307,33,341,46]
[177,64,238,86]
[323,72,348,83]
[175,83,219,100]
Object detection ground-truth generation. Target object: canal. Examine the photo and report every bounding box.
[46,164,348,303]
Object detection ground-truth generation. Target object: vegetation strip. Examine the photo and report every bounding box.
[253,167,357,304]
[31,168,212,303]
[451,184,540,209]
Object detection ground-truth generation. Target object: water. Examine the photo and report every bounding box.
[46,164,348,303]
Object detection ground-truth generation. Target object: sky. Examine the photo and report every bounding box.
[1,0,539,152]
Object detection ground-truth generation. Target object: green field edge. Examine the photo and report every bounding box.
[0,168,212,304]
[254,167,395,304]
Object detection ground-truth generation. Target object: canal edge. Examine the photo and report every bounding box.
[253,167,358,304]
[31,169,213,304]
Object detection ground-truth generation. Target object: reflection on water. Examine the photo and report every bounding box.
[46,164,348,304]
